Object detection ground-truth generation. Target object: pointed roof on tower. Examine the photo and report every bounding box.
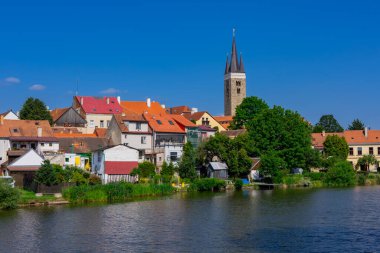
[225,28,245,74]
[224,55,229,74]
[239,53,245,73]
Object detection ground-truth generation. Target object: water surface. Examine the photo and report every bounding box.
[1,187,379,252]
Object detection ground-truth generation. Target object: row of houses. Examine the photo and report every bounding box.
[312,128,380,171]
[0,96,235,187]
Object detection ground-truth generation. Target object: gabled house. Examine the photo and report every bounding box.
[184,111,226,132]
[73,96,123,132]
[207,162,228,179]
[0,117,58,166]
[213,116,233,130]
[92,145,139,184]
[120,99,186,166]
[107,112,152,162]
[5,149,44,189]
[0,110,19,120]
[51,107,87,128]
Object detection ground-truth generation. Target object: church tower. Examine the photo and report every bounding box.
[224,30,246,116]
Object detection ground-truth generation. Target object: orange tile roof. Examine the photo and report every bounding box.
[170,114,196,127]
[50,107,70,122]
[169,105,192,115]
[113,114,150,134]
[213,116,233,122]
[121,101,184,133]
[94,128,108,137]
[54,133,98,138]
[184,111,207,121]
[311,130,380,148]
[0,119,55,138]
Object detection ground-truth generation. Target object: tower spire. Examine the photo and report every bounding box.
[239,53,245,73]
[224,55,229,74]
[230,28,238,73]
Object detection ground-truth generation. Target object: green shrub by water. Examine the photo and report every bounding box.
[234,179,243,191]
[323,161,356,187]
[63,182,175,203]
[188,178,226,192]
[0,182,20,209]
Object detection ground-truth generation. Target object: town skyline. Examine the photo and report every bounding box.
[1,0,379,128]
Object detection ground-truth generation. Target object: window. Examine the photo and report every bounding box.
[100,120,104,128]
[170,152,178,161]
[12,128,18,133]
[168,120,174,125]
[141,136,147,144]
[65,157,69,163]
[226,86,230,98]
[378,147,380,155]
[107,120,110,127]
[138,151,143,159]
[369,147,374,155]
[349,147,354,156]
[21,144,27,149]
[97,153,101,162]
[41,143,45,147]
[136,122,141,130]
[12,143,17,149]
[237,88,241,94]
[358,147,362,156]
[89,120,95,127]
[49,143,52,147]
[156,120,162,125]
[236,81,241,86]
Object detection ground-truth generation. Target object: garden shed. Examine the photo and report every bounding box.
[207,162,228,179]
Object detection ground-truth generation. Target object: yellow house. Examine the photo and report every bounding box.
[184,111,226,132]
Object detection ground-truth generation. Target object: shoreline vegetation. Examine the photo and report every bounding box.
[2,173,380,210]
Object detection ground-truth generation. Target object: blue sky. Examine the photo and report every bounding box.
[0,0,379,128]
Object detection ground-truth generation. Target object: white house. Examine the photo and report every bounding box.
[92,145,139,184]
[0,110,19,120]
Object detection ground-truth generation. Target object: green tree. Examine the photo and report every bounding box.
[34,160,60,186]
[0,181,20,209]
[356,155,378,171]
[313,114,343,133]
[230,96,269,129]
[323,135,349,160]
[131,161,156,178]
[259,152,287,181]
[19,97,53,125]
[323,160,356,186]
[178,142,197,180]
[161,161,175,176]
[348,119,365,130]
[246,105,313,170]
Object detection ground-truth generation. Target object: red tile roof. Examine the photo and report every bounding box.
[0,120,55,139]
[170,114,196,128]
[113,114,150,134]
[121,101,185,134]
[312,130,380,148]
[75,96,122,115]
[94,128,107,137]
[50,107,70,122]
[169,105,192,115]
[311,132,344,148]
[7,166,41,171]
[105,161,138,175]
[184,111,206,122]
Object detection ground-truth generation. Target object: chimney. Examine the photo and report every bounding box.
[106,97,110,105]
[364,127,368,138]
[80,97,84,105]
[161,104,166,109]
[37,127,42,137]
[147,98,151,108]
[117,96,121,104]
[0,115,4,125]
[191,107,198,114]
[322,130,325,137]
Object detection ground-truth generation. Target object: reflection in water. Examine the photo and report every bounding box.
[2,187,380,252]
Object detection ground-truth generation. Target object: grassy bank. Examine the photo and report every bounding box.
[63,182,175,204]
[187,178,226,192]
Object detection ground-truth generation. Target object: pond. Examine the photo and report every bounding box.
[1,187,380,252]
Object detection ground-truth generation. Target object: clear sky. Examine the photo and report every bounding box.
[0,0,379,128]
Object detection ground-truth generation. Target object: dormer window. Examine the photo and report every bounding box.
[35,122,40,126]
[168,120,174,125]
[157,120,162,125]
[12,128,18,133]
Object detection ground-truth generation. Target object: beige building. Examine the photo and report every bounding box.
[312,128,380,171]
[184,111,226,132]
[224,31,246,116]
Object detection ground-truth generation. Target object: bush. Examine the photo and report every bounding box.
[35,160,60,186]
[305,172,325,181]
[131,161,156,178]
[188,178,226,192]
[234,179,243,191]
[323,161,356,187]
[63,182,175,203]
[357,174,366,186]
[89,174,102,185]
[0,181,20,209]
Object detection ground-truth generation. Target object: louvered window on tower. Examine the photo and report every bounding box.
[237,88,241,94]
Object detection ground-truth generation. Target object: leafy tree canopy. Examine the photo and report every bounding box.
[35,160,60,186]
[178,142,197,180]
[161,161,176,177]
[348,119,365,130]
[313,114,343,133]
[230,96,269,129]
[356,155,378,171]
[323,135,349,160]
[323,160,356,186]
[246,105,313,170]
[131,161,156,178]
[19,97,53,125]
